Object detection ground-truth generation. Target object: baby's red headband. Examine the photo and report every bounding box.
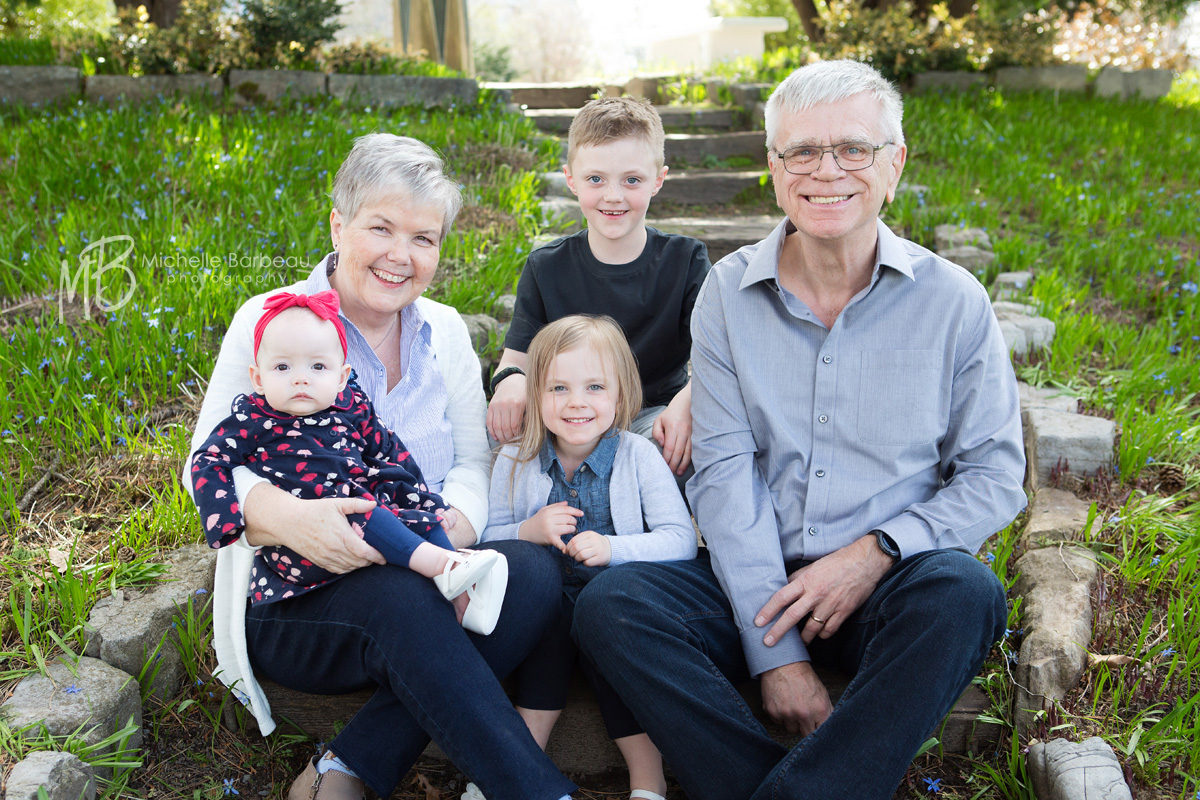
[253,290,348,362]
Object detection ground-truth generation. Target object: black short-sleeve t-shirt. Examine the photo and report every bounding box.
[505,228,711,408]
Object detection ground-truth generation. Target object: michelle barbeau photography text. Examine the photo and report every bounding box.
[58,236,295,322]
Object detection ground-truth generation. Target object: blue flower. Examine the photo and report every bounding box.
[923,777,942,793]
[223,778,239,795]
[1152,372,1167,380]
[1162,646,1176,657]
[54,336,66,346]
[63,684,82,694]
[82,372,92,382]
[1168,344,1181,355]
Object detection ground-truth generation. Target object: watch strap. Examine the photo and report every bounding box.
[871,529,901,561]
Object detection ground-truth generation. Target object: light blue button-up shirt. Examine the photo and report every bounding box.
[687,218,1027,676]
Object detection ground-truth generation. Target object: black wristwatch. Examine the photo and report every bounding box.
[489,366,525,394]
[871,529,901,562]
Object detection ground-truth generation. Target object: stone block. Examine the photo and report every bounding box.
[655,169,765,206]
[665,131,767,166]
[3,750,96,800]
[993,270,1033,300]
[655,106,736,130]
[994,301,1037,317]
[649,214,778,264]
[996,311,1056,355]
[935,224,993,253]
[911,71,988,92]
[490,81,599,109]
[1023,408,1115,489]
[995,66,1088,93]
[327,75,478,108]
[539,197,584,234]
[624,75,672,102]
[1018,382,1079,414]
[461,313,501,353]
[1,658,141,779]
[1028,737,1132,800]
[228,69,327,104]
[539,170,572,198]
[0,66,81,106]
[492,294,517,323]
[1125,69,1173,99]
[1093,67,1127,99]
[727,82,773,109]
[1024,488,1093,546]
[1013,545,1099,732]
[83,544,215,701]
[941,244,996,273]
[85,74,223,104]
[525,109,577,134]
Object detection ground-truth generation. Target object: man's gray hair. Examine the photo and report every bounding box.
[331,134,463,240]
[765,60,905,153]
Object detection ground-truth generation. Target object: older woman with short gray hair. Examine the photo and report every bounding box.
[186,134,575,800]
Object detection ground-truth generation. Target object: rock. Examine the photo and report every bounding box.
[655,169,765,206]
[1024,488,1093,546]
[1,658,142,779]
[539,170,572,198]
[539,197,584,234]
[997,312,1056,355]
[655,106,737,130]
[327,75,478,109]
[911,71,988,92]
[995,66,1089,93]
[727,83,773,109]
[493,81,601,109]
[85,74,223,104]
[935,224,993,253]
[624,75,672,103]
[941,244,996,273]
[1094,67,1174,100]
[1028,737,1132,800]
[83,544,215,701]
[992,270,1034,300]
[994,300,1037,317]
[461,314,501,353]
[228,69,327,104]
[1013,546,1099,732]
[1018,382,1078,414]
[3,750,96,800]
[1093,67,1127,100]
[650,214,779,264]
[1023,408,1116,489]
[0,66,81,106]
[492,294,517,322]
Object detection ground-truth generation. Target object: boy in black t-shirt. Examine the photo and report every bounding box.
[486,96,711,481]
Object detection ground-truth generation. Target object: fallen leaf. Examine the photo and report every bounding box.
[48,546,69,573]
[1088,652,1136,669]
[414,771,442,800]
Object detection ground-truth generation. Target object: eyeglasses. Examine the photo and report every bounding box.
[772,142,892,175]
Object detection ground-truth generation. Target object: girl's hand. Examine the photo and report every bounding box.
[518,501,582,549]
[565,530,612,567]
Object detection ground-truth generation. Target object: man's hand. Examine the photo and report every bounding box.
[243,484,385,574]
[653,382,693,476]
[755,534,894,646]
[564,530,612,566]
[760,661,833,736]
[518,501,582,549]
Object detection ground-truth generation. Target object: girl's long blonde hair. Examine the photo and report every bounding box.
[512,314,642,468]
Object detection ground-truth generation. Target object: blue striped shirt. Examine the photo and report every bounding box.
[688,218,1027,676]
[303,255,454,491]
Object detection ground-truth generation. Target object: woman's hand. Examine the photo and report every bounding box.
[242,483,385,574]
[518,501,582,549]
[564,530,611,567]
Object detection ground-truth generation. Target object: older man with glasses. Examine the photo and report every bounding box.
[574,59,1027,800]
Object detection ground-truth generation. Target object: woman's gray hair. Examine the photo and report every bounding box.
[331,134,463,240]
[765,60,905,153]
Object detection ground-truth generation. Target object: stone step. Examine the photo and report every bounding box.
[258,666,998,782]
[650,214,779,264]
[487,81,603,109]
[654,169,767,206]
[666,130,766,167]
[527,105,737,134]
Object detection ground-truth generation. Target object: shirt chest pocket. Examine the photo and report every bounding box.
[856,350,943,446]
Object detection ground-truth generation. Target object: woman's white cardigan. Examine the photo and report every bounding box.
[181,283,490,735]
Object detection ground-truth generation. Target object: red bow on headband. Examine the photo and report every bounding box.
[253,290,348,361]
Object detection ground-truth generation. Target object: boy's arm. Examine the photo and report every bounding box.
[652,380,693,476]
[486,348,529,444]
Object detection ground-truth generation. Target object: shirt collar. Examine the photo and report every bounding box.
[739,217,915,292]
[305,253,431,347]
[539,431,620,479]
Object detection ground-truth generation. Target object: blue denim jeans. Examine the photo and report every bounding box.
[245,539,577,800]
[573,548,1006,800]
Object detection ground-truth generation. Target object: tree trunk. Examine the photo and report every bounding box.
[789,0,826,42]
[113,0,181,27]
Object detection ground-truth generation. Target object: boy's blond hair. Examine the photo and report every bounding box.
[509,315,643,479]
[566,96,666,169]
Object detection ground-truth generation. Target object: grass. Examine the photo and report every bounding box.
[2,80,1199,798]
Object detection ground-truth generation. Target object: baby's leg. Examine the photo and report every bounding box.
[359,509,453,568]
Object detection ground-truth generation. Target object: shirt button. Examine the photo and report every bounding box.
[818,414,829,424]
[822,355,832,364]
[570,489,578,498]
[808,526,817,535]
[815,469,825,477]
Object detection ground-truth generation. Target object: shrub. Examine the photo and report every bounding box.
[239,0,342,69]
[82,0,245,75]
[316,39,462,76]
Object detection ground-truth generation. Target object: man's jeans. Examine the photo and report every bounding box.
[573,548,1006,800]
[246,539,577,800]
